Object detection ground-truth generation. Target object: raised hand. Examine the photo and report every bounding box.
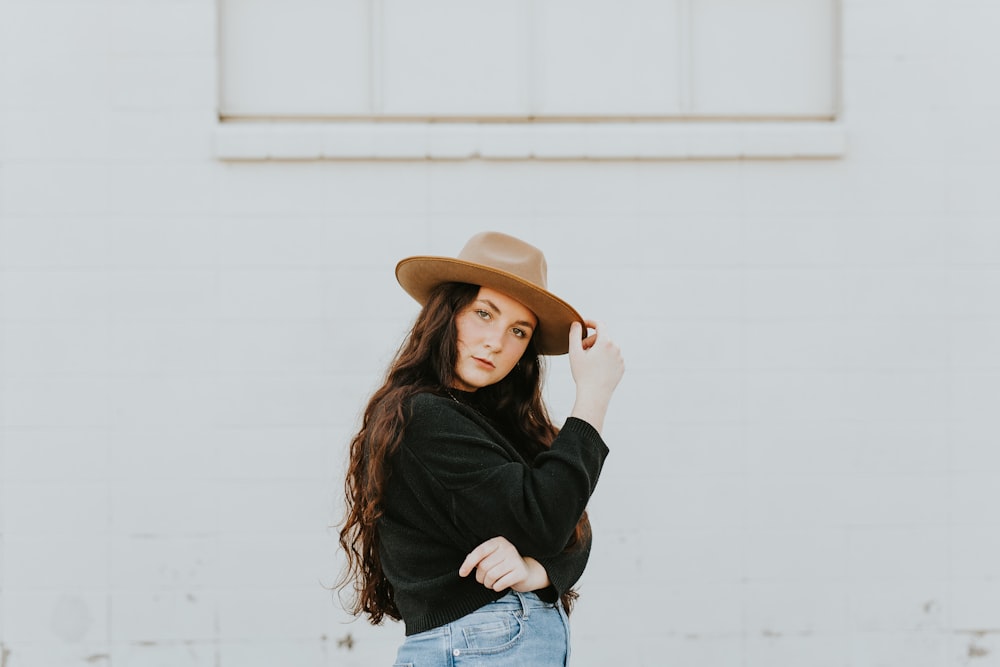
[568,319,625,432]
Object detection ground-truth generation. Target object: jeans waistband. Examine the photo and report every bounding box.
[478,590,557,617]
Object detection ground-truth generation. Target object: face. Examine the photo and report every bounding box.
[452,286,537,392]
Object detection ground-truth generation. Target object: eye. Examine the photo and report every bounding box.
[475,309,491,320]
[512,327,528,339]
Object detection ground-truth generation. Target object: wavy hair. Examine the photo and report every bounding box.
[336,282,590,625]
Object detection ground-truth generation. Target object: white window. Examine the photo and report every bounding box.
[216,0,843,159]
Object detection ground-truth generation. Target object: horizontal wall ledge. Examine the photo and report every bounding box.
[213,121,847,161]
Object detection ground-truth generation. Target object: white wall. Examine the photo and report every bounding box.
[2,1,1000,666]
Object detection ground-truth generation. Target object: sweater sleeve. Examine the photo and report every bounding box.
[535,529,592,602]
[402,394,609,559]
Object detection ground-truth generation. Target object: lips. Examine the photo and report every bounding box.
[472,356,495,369]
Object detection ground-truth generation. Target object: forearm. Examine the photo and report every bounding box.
[570,389,611,433]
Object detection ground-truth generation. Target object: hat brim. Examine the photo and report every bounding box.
[396,256,584,356]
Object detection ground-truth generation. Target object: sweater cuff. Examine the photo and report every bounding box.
[561,416,609,454]
[536,551,587,599]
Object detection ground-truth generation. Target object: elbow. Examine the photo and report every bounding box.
[523,520,577,558]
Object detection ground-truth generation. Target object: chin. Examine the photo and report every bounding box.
[457,373,492,392]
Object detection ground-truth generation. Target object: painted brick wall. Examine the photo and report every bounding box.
[2,1,1000,666]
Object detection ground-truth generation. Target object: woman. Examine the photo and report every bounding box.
[337,231,624,665]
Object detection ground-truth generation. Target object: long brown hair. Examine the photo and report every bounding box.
[337,282,590,625]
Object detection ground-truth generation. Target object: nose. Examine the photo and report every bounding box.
[483,328,503,351]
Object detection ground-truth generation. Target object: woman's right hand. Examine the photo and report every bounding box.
[459,536,550,593]
[568,320,624,432]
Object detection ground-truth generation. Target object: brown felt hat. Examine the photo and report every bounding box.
[395,231,584,355]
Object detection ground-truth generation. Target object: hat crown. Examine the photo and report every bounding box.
[394,230,581,355]
[458,232,549,290]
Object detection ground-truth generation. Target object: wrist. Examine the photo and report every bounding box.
[570,394,609,433]
[517,557,551,592]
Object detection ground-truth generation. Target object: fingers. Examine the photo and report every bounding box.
[487,569,519,591]
[459,536,526,591]
[459,539,500,577]
[569,321,584,354]
[476,560,515,590]
[480,557,523,591]
[570,320,602,353]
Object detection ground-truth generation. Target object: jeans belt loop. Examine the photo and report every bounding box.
[513,590,530,619]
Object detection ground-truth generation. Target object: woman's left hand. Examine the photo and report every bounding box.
[459,536,551,592]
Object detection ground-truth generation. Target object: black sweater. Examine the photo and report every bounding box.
[378,390,610,635]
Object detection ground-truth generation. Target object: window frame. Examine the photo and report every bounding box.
[214,0,845,161]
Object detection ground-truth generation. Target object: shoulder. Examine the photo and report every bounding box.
[397,392,509,464]
[404,391,469,430]
[402,391,499,446]
[406,390,453,417]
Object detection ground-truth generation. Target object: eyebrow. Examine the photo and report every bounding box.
[478,299,535,329]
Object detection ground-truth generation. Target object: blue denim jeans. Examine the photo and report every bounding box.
[392,591,571,666]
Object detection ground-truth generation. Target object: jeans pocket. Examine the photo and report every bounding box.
[459,612,524,652]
